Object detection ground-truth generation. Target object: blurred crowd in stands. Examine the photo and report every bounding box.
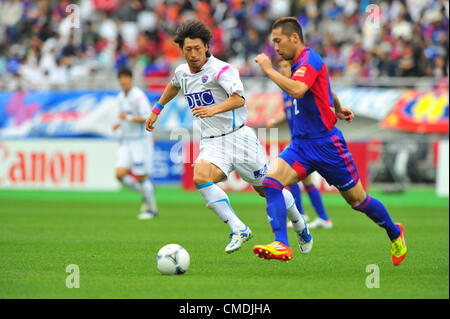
[0,0,448,91]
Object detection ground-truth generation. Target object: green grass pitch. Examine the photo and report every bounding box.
[0,187,448,299]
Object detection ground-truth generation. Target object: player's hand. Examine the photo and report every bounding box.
[254,53,273,75]
[112,123,120,131]
[336,106,354,123]
[119,112,128,120]
[145,112,158,131]
[192,106,216,118]
[266,119,275,128]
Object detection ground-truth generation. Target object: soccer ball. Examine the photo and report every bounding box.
[156,244,190,275]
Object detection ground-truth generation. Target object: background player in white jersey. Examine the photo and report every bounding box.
[145,19,311,254]
[113,67,158,220]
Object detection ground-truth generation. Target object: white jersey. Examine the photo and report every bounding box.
[117,87,152,139]
[171,55,248,138]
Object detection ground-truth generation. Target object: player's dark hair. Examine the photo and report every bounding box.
[117,67,133,78]
[272,17,304,43]
[174,19,212,51]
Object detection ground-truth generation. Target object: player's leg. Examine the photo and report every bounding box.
[231,126,311,258]
[241,131,308,236]
[303,174,332,229]
[317,129,406,265]
[116,142,142,192]
[340,181,399,238]
[116,167,132,186]
[130,138,158,219]
[253,185,308,239]
[253,155,313,260]
[194,159,251,253]
[142,136,158,215]
[340,181,406,265]
[134,174,158,219]
[286,183,308,221]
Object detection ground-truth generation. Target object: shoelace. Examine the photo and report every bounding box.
[229,232,241,241]
[392,241,402,255]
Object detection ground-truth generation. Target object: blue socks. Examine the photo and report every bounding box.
[287,183,304,215]
[262,176,289,246]
[289,183,329,221]
[305,184,329,221]
[264,178,400,243]
[353,194,401,241]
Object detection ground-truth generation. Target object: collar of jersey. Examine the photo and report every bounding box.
[292,47,308,72]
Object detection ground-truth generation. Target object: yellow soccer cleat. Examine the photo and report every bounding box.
[391,223,407,266]
[253,241,293,262]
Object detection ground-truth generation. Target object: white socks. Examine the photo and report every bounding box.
[140,179,157,211]
[119,174,141,192]
[120,175,157,211]
[196,183,305,234]
[197,182,246,233]
[282,189,306,233]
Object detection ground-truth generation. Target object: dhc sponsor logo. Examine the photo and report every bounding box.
[253,164,268,179]
[185,90,215,109]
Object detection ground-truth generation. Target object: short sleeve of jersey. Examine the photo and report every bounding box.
[137,93,151,118]
[171,72,181,88]
[217,66,245,98]
[171,65,184,88]
[291,52,323,88]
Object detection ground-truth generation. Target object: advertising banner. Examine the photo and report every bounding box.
[382,90,449,134]
[0,139,182,190]
[1,87,408,138]
[436,139,449,197]
[0,90,193,137]
[0,139,119,190]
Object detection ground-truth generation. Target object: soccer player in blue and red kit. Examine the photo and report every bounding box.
[267,57,332,230]
[253,17,407,265]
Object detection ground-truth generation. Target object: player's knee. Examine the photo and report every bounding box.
[303,174,313,185]
[135,175,147,182]
[116,170,127,180]
[262,176,284,191]
[347,195,367,208]
[193,175,211,186]
[348,199,362,208]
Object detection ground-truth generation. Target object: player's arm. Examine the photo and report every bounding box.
[120,112,146,123]
[192,93,244,118]
[145,82,180,131]
[158,81,181,105]
[332,90,354,123]
[254,53,309,99]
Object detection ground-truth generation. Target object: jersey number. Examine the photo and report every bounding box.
[293,99,300,115]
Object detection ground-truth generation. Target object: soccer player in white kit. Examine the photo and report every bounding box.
[113,67,158,220]
[146,20,311,254]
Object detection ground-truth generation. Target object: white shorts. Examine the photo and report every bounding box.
[116,136,154,176]
[196,126,268,186]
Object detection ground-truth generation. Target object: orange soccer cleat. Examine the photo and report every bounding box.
[253,241,293,262]
[391,223,407,266]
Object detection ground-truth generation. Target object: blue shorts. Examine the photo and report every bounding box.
[279,127,360,191]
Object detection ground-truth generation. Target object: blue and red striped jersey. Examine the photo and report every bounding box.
[290,47,336,137]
